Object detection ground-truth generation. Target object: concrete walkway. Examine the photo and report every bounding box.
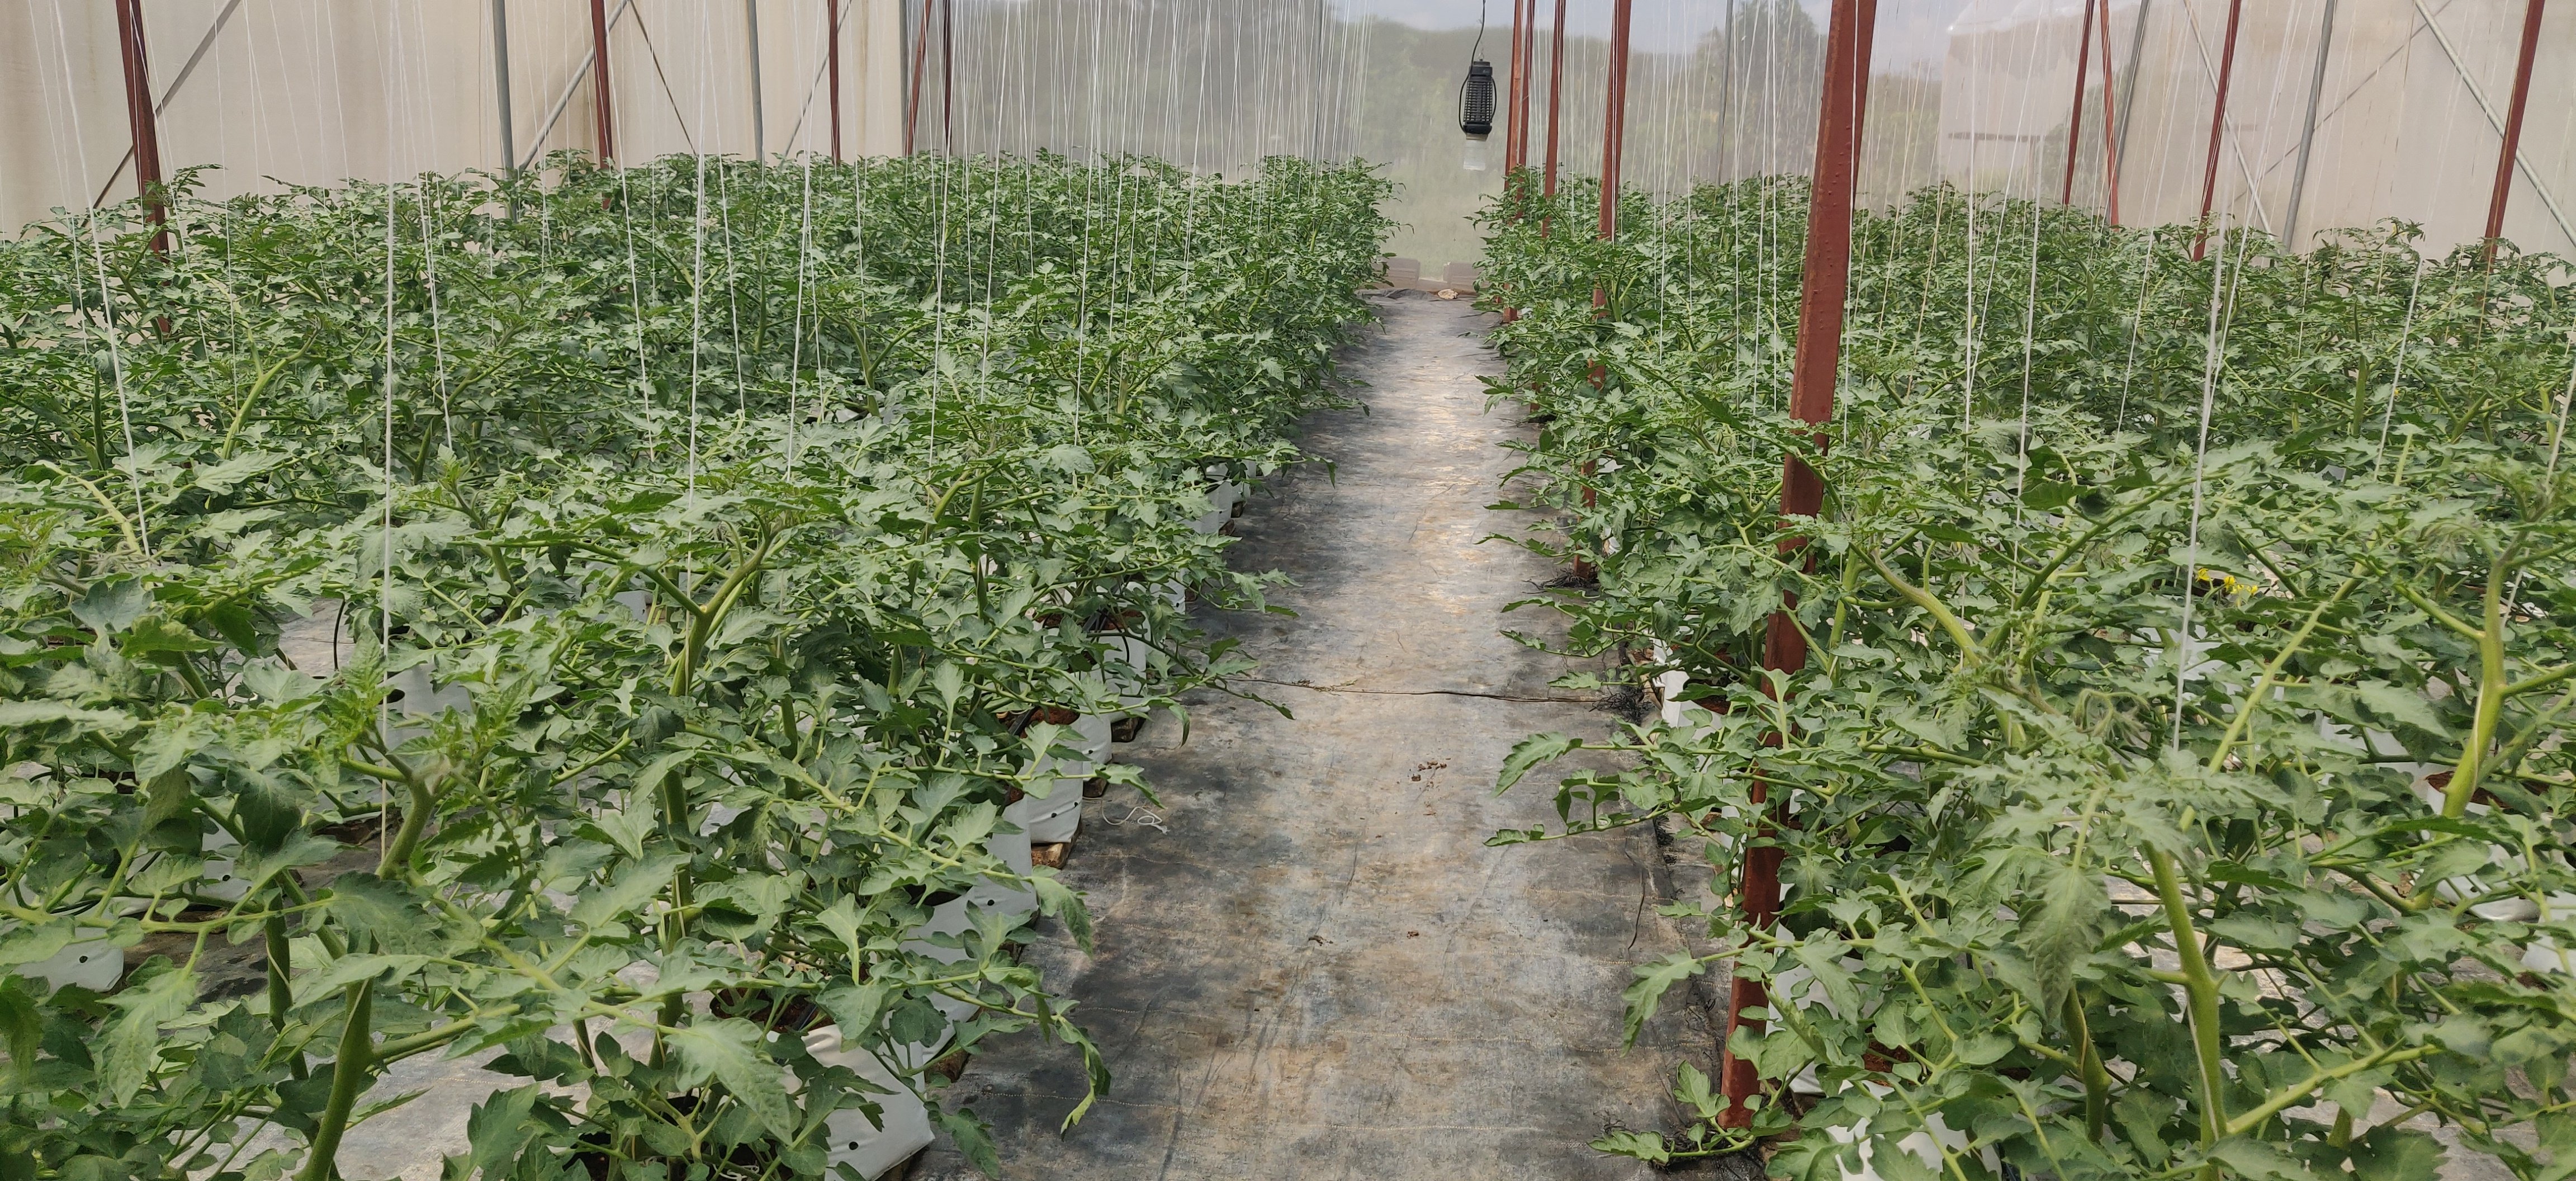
[912,295,1710,1179]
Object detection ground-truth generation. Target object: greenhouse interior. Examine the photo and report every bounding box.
[7,1,2576,1179]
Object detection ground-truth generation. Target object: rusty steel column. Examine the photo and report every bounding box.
[590,0,617,163]
[111,0,168,253]
[1513,0,1537,179]
[2061,0,2098,206]
[905,0,932,154]
[2098,0,2122,225]
[1504,0,1526,177]
[1596,0,1633,252]
[827,0,845,161]
[1720,0,1873,1130]
[2191,0,2244,260]
[1570,0,1635,579]
[1543,0,1567,200]
[2483,0,2547,262]
[939,0,954,152]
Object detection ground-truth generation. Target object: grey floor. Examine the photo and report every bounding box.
[909,295,1710,1179]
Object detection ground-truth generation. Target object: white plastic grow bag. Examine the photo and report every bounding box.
[9,928,122,993]
[895,811,1039,1031]
[1015,780,1085,844]
[1190,465,1247,535]
[1104,631,1157,712]
[798,1024,937,1180]
[2520,894,2576,973]
[1825,1086,1983,1181]
[201,826,249,902]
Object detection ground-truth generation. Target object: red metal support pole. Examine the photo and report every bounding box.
[1570,0,1633,580]
[2483,0,2547,262]
[1504,0,1526,178]
[2061,0,2098,206]
[1542,0,1567,201]
[939,0,954,152]
[2098,0,2122,225]
[905,0,932,154]
[826,0,844,161]
[1719,0,1873,1130]
[590,0,616,163]
[2191,0,2244,260]
[1596,0,1633,253]
[1504,0,1524,180]
[1500,0,1528,322]
[111,0,168,254]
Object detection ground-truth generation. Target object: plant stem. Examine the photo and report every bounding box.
[2066,988,2111,1142]
[295,980,375,1181]
[2445,554,2511,818]
[2148,845,2228,1175]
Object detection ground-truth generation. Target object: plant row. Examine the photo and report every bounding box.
[0,152,1391,1180]
[1478,174,2576,1181]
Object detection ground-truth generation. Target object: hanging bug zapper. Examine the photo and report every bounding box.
[1459,59,1497,172]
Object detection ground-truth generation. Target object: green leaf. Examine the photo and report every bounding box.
[1788,941,1862,1018]
[932,1106,1002,1175]
[817,982,894,1043]
[294,953,433,1000]
[812,897,869,974]
[1620,952,1705,1046]
[2021,861,2108,1011]
[1033,873,1093,953]
[569,855,685,930]
[583,807,654,862]
[0,980,42,1084]
[2349,1127,2446,1181]
[240,659,321,703]
[1497,731,1582,794]
[453,1084,544,1181]
[928,662,966,711]
[0,701,136,733]
[121,616,215,659]
[72,578,149,635]
[325,874,438,952]
[1043,443,1094,474]
[2201,1138,2319,1181]
[1590,1128,1673,1163]
[0,923,78,971]
[2352,682,2449,738]
[668,1019,797,1139]
[101,963,194,1103]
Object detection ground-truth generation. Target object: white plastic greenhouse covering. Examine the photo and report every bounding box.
[4,2,2576,1178]
[9,2,2575,267]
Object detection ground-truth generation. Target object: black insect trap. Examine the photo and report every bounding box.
[1459,58,1496,172]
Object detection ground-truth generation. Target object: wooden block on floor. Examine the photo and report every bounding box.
[1031,842,1069,869]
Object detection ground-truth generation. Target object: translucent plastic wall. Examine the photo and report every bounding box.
[1,0,909,231]
[1933,0,2576,256]
[8,1,2573,264]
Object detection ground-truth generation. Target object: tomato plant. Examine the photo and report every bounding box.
[1484,176,2576,1181]
[0,152,1390,1180]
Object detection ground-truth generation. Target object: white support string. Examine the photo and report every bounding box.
[46,1,149,554]
[2170,210,2259,752]
[2171,208,2229,751]
[788,144,815,468]
[2373,253,2430,479]
[381,0,406,845]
